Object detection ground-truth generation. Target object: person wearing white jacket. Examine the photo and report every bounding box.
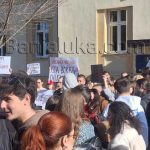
[115,95,148,147]
[107,101,146,150]
[104,77,148,147]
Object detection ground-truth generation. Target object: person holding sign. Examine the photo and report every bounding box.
[77,74,87,85]
[53,76,64,97]
[36,78,47,92]
[35,78,53,109]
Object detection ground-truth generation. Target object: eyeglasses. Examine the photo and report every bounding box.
[8,76,27,90]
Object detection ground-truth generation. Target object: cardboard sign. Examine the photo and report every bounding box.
[48,57,79,82]
[27,63,40,75]
[0,56,11,74]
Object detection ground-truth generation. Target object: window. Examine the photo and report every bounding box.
[35,22,49,57]
[108,10,126,52]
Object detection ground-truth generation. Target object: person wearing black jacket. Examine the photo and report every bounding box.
[141,82,150,149]
[0,110,17,150]
[0,71,48,150]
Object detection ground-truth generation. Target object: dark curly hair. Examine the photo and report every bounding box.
[108,101,140,139]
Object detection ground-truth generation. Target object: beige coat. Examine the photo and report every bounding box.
[108,123,146,150]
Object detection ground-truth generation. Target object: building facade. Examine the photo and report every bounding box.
[2,0,150,79]
[96,0,150,76]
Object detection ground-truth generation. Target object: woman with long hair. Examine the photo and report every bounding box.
[59,88,95,145]
[21,111,75,150]
[85,89,101,125]
[107,101,146,150]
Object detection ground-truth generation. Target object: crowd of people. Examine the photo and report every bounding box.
[0,68,150,150]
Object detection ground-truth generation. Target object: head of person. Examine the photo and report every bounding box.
[90,88,100,101]
[86,89,100,115]
[108,101,140,139]
[114,77,131,95]
[63,73,78,90]
[93,84,103,95]
[136,78,148,93]
[102,71,111,81]
[73,85,91,104]
[59,88,85,136]
[0,71,37,121]
[142,67,150,78]
[77,74,86,85]
[129,80,137,95]
[21,111,75,150]
[57,76,63,89]
[47,80,55,90]
[143,82,150,94]
[121,72,129,78]
[87,80,94,89]
[45,95,61,111]
[36,78,44,89]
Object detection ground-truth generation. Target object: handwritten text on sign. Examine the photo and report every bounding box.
[49,57,78,82]
[27,63,40,75]
[0,56,11,74]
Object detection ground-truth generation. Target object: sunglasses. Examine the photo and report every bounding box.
[8,76,27,90]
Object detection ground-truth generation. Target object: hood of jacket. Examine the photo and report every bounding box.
[63,73,78,90]
[116,95,144,115]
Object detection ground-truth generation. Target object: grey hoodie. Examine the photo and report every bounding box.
[63,73,78,90]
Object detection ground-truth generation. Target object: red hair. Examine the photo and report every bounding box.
[21,111,72,150]
[21,126,45,150]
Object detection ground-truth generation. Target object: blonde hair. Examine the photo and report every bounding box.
[133,74,144,81]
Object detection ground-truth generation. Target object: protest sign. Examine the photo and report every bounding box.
[35,89,53,109]
[0,56,11,74]
[48,57,79,82]
[27,63,40,75]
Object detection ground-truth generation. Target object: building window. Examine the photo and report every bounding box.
[108,10,126,52]
[36,22,49,57]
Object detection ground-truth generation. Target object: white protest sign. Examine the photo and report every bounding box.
[35,89,53,109]
[146,60,150,68]
[49,57,79,82]
[27,63,40,75]
[0,56,11,74]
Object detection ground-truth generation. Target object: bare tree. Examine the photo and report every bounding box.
[0,0,66,48]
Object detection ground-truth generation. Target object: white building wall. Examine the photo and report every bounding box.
[7,31,27,71]
[58,0,97,75]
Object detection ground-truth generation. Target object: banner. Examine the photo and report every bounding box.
[27,63,40,75]
[0,56,11,74]
[49,57,79,82]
